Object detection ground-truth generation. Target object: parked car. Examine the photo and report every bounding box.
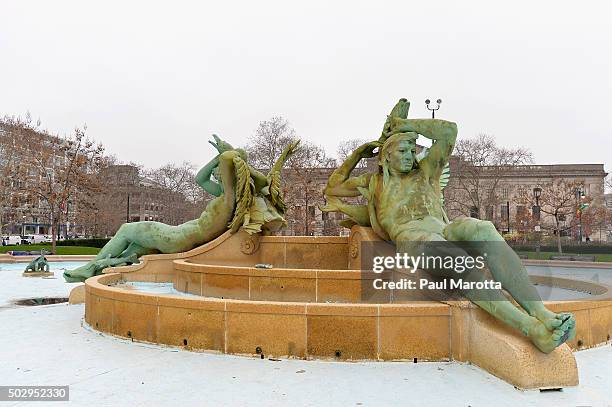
[2,235,21,246]
[66,234,85,240]
[20,235,52,245]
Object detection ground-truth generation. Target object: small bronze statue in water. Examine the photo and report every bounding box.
[323,98,575,353]
[24,255,50,274]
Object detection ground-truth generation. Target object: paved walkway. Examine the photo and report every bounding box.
[0,303,609,406]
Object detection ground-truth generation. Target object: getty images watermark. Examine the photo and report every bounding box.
[358,240,586,302]
[371,252,502,291]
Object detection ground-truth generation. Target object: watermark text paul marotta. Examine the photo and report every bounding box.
[370,253,502,290]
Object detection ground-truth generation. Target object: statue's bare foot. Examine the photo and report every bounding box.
[64,254,140,282]
[525,316,576,353]
[533,308,576,337]
[64,262,98,283]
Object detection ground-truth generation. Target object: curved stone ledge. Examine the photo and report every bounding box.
[0,254,96,263]
[85,268,612,390]
[524,259,612,270]
[86,273,454,362]
[169,260,612,305]
[103,230,350,283]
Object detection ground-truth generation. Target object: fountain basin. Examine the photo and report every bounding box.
[82,227,612,389]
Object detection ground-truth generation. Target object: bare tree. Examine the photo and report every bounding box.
[144,161,215,224]
[0,115,36,235]
[143,161,196,195]
[605,207,612,243]
[244,117,338,235]
[580,204,609,242]
[337,139,368,168]
[514,209,538,243]
[515,179,583,253]
[27,126,105,253]
[245,117,297,170]
[445,134,533,224]
[284,141,336,235]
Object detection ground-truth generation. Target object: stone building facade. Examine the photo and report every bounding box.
[93,165,198,236]
[278,167,349,236]
[280,159,609,239]
[279,160,372,237]
[0,123,80,236]
[444,162,608,240]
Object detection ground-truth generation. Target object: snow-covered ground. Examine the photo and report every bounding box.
[0,262,85,309]
[0,304,610,407]
[0,262,610,406]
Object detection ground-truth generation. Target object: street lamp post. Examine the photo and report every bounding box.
[533,187,541,214]
[126,192,131,223]
[506,201,510,233]
[94,208,99,238]
[533,187,542,256]
[64,200,70,240]
[574,187,585,242]
[425,99,442,119]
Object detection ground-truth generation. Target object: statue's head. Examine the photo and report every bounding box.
[380,132,418,182]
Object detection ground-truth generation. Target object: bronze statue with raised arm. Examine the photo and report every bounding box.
[64,135,298,282]
[323,98,576,353]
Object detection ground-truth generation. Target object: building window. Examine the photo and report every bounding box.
[500,204,509,221]
[501,187,509,199]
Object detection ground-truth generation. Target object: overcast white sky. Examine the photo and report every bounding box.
[1,0,610,174]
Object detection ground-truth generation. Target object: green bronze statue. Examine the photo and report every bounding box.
[24,255,50,273]
[64,135,298,282]
[323,98,576,353]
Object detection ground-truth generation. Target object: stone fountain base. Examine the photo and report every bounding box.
[22,271,54,277]
[79,227,612,390]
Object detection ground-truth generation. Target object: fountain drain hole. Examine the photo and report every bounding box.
[13,297,68,306]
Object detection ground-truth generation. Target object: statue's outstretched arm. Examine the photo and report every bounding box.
[325,174,371,197]
[269,140,300,175]
[389,118,457,180]
[321,141,375,226]
[196,134,242,197]
[195,155,223,197]
[324,141,377,197]
[321,197,370,226]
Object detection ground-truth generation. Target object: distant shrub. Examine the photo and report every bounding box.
[40,238,110,248]
[509,243,612,254]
